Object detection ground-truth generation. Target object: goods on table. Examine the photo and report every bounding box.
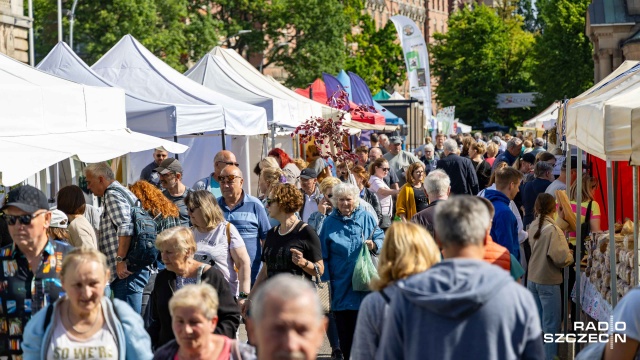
[585,221,636,304]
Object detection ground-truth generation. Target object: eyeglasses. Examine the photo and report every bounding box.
[216,160,240,167]
[379,167,390,172]
[218,175,243,184]
[414,170,425,175]
[266,198,277,206]
[4,212,46,226]
[187,206,199,213]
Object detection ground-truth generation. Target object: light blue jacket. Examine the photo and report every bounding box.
[319,205,384,311]
[22,297,153,360]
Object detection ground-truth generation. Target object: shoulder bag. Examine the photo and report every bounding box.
[307,263,331,314]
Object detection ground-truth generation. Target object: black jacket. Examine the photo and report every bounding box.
[147,266,241,349]
[436,154,480,195]
[361,187,383,224]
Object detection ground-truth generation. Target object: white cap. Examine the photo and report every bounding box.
[50,209,69,229]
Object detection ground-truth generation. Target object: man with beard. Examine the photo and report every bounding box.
[139,147,168,188]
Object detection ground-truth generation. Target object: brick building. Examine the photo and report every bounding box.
[0,0,31,63]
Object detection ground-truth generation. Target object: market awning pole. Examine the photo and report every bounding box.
[270,125,276,152]
[221,130,227,150]
[563,144,570,334]
[575,148,583,320]
[607,159,618,307]
[57,0,62,42]
[174,136,179,160]
[28,0,34,66]
[634,166,638,286]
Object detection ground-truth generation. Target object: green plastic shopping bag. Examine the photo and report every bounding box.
[352,244,379,292]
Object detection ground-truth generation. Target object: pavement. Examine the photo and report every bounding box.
[238,324,333,359]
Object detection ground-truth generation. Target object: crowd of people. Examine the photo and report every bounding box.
[0,129,637,360]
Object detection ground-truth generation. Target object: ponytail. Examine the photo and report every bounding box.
[533,213,545,240]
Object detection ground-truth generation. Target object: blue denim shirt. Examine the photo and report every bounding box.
[319,205,384,311]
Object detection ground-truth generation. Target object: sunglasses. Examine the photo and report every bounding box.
[4,211,46,226]
[216,160,240,167]
[379,167,390,172]
[187,206,199,213]
[218,175,242,184]
[266,198,277,205]
[325,194,333,199]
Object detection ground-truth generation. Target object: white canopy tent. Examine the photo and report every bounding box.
[92,35,268,136]
[0,52,187,186]
[523,101,560,129]
[37,42,223,137]
[185,53,299,128]
[90,35,272,190]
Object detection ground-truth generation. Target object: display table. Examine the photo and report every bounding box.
[571,275,613,322]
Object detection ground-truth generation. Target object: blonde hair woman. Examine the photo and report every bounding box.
[23,248,153,360]
[152,284,255,360]
[148,227,241,349]
[351,222,440,359]
[185,190,251,300]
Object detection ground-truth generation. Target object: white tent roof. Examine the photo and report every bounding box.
[37,42,221,137]
[0,52,187,186]
[92,35,268,135]
[565,63,640,161]
[523,101,560,128]
[185,53,300,128]
[209,47,350,122]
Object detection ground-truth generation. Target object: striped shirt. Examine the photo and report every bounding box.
[218,192,270,284]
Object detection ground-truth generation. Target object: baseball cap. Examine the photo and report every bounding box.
[50,209,69,229]
[155,158,183,174]
[521,153,536,164]
[2,185,50,213]
[300,168,318,179]
[390,136,403,144]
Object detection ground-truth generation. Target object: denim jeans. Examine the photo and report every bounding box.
[107,267,150,313]
[527,281,561,360]
[326,312,341,350]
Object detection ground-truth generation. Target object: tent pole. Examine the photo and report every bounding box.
[607,159,618,307]
[270,125,276,152]
[174,136,179,160]
[563,145,571,334]
[57,0,62,42]
[28,0,34,66]
[575,149,583,324]
[221,130,227,150]
[634,166,639,286]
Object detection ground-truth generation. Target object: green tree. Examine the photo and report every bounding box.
[532,0,593,107]
[32,0,222,72]
[430,4,536,128]
[344,13,406,94]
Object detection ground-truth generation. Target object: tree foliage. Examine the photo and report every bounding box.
[32,0,222,72]
[532,0,593,107]
[344,11,406,94]
[430,4,536,128]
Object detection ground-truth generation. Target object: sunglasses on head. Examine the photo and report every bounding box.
[4,212,46,226]
[218,175,242,184]
[217,160,240,167]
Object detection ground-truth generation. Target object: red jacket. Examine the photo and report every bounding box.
[484,236,511,271]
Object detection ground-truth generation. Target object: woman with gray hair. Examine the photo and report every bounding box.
[318,183,384,357]
[153,284,256,359]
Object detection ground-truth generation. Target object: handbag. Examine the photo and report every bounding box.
[380,195,393,229]
[352,242,379,292]
[305,263,331,314]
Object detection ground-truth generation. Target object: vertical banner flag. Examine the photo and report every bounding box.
[436,106,455,135]
[391,15,433,121]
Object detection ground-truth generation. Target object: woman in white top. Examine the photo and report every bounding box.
[185,190,251,298]
[22,248,153,360]
[368,158,400,230]
[56,185,98,249]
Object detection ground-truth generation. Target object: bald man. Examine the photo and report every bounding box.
[217,166,270,285]
[193,150,238,198]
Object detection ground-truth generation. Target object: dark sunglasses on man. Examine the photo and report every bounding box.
[3,211,46,226]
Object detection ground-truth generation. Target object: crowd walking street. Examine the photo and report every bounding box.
[1,122,639,360]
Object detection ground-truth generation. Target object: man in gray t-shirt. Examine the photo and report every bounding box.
[383,136,420,186]
[156,158,192,226]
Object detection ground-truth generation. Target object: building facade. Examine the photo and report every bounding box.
[0,0,31,63]
[586,0,640,82]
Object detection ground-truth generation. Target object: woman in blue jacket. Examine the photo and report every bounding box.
[23,248,153,360]
[319,182,384,358]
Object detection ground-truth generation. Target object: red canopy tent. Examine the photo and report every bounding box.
[588,155,635,230]
[295,79,386,125]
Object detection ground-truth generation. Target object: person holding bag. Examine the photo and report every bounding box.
[319,183,384,358]
[368,158,400,231]
[527,193,573,360]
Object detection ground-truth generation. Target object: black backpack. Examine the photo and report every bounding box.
[106,187,158,272]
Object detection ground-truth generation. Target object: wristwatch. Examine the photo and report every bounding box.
[116,256,126,263]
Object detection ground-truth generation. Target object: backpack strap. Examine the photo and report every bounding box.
[380,288,391,304]
[42,303,55,331]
